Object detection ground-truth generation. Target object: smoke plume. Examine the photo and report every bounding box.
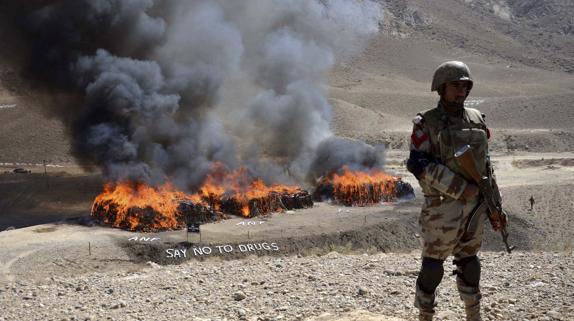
[0,0,383,190]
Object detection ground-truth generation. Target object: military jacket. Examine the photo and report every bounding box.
[410,102,495,200]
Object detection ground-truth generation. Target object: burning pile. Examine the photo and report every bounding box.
[91,182,204,232]
[91,164,414,231]
[313,167,414,206]
[195,165,313,218]
[91,164,313,232]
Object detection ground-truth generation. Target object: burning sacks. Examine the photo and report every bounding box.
[313,167,415,206]
[279,191,315,210]
[90,164,414,232]
[92,199,192,232]
[193,165,314,218]
[220,190,314,217]
[177,201,222,227]
[92,185,313,231]
[90,183,204,232]
[91,165,314,231]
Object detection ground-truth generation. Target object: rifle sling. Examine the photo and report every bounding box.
[464,199,487,238]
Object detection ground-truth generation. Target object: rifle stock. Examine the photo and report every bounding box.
[454,145,482,182]
[455,145,515,253]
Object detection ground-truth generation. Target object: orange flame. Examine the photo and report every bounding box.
[326,166,399,206]
[197,164,303,217]
[91,182,189,231]
[91,163,308,230]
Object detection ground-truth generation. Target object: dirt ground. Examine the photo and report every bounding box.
[0,150,572,286]
[1,1,573,320]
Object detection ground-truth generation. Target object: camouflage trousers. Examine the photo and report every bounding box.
[419,195,486,260]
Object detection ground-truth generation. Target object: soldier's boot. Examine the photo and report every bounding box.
[414,283,436,321]
[457,277,482,321]
[418,310,434,321]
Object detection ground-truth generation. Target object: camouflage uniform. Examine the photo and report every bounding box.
[407,61,501,321]
[411,104,489,260]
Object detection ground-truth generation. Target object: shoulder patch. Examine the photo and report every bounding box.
[411,130,428,148]
[412,115,424,125]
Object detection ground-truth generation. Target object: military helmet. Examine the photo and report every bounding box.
[431,61,473,92]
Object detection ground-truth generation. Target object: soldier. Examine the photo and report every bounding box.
[529,195,535,211]
[407,61,502,321]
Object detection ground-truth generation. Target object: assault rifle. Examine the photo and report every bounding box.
[454,145,515,253]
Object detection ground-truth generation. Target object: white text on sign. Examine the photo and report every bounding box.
[165,242,279,258]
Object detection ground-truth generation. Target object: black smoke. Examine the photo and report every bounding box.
[308,137,386,182]
[0,0,384,190]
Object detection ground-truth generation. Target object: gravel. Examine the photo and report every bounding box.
[1,250,572,321]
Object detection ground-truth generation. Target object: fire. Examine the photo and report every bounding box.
[90,162,412,231]
[91,163,313,231]
[197,164,308,217]
[91,182,189,231]
[314,166,403,206]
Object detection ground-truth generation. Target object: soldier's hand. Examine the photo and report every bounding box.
[461,183,479,200]
[491,219,503,231]
[489,210,507,232]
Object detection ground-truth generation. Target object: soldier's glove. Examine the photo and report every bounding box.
[407,150,434,180]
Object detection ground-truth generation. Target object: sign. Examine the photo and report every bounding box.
[165,242,279,258]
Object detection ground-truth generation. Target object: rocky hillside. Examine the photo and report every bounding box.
[382,0,574,72]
